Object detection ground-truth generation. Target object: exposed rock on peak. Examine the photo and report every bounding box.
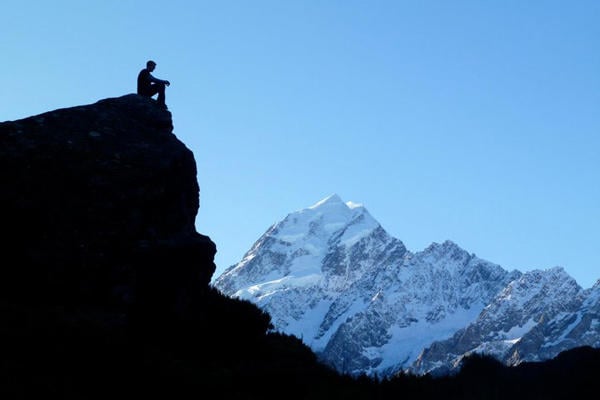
[309,193,345,208]
[215,195,598,378]
[215,197,519,376]
[412,266,584,375]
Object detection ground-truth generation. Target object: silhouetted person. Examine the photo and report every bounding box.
[137,60,170,108]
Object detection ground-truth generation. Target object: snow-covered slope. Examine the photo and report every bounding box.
[412,267,585,375]
[506,279,600,364]
[213,195,598,377]
[215,194,409,353]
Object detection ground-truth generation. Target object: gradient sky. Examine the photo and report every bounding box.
[3,1,599,288]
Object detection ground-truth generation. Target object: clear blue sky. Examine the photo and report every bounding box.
[3,1,599,288]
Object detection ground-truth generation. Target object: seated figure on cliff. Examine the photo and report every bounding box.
[137,60,171,108]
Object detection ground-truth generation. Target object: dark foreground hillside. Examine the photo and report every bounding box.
[0,95,597,399]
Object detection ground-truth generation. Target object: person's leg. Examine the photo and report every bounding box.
[156,82,166,106]
[148,83,166,106]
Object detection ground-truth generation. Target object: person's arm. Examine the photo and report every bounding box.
[149,73,170,86]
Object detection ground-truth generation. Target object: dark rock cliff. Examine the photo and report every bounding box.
[0,94,215,312]
[0,95,230,398]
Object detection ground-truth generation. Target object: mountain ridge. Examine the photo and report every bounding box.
[214,194,599,377]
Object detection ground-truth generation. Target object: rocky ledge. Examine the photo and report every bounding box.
[0,94,215,322]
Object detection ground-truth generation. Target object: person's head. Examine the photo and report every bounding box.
[146,60,156,71]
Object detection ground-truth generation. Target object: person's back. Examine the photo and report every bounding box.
[137,68,152,96]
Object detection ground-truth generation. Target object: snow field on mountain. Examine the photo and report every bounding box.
[215,195,600,376]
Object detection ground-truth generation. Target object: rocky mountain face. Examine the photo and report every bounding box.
[507,279,600,364]
[412,267,588,375]
[214,195,600,377]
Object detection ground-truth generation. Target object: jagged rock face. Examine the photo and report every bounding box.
[507,280,600,364]
[316,240,519,376]
[215,195,600,377]
[214,195,521,376]
[0,94,215,313]
[412,267,585,375]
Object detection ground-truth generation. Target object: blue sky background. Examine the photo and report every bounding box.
[3,1,599,288]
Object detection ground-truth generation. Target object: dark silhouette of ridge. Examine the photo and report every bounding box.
[0,95,597,399]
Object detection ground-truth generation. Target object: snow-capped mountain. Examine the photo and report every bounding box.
[213,194,599,377]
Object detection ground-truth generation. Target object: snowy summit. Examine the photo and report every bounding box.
[214,195,599,377]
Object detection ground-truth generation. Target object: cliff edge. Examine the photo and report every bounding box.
[0,94,215,312]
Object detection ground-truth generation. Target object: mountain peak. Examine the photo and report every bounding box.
[309,193,366,213]
[215,193,597,379]
[310,193,345,209]
[421,240,468,260]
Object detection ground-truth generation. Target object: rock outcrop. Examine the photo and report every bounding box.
[0,94,216,313]
[0,95,225,398]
